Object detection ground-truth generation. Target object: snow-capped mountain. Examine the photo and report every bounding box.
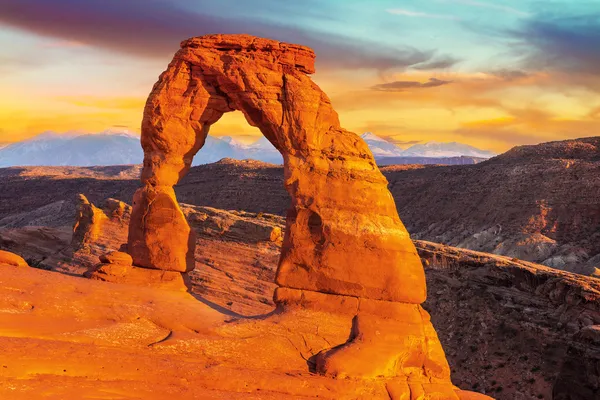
[360,132,405,157]
[241,136,283,164]
[400,141,496,158]
[0,131,283,167]
[0,130,495,168]
[192,135,282,165]
[192,135,246,165]
[0,131,143,167]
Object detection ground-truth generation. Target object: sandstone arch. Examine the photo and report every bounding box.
[128,34,425,303]
[126,35,490,399]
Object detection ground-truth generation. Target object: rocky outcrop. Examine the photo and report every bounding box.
[5,136,600,277]
[385,137,600,274]
[0,249,28,267]
[182,205,283,243]
[87,250,189,292]
[415,240,600,399]
[124,34,484,397]
[72,194,108,249]
[553,325,600,399]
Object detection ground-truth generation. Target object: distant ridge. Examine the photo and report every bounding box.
[360,132,495,165]
[376,155,487,166]
[0,130,495,167]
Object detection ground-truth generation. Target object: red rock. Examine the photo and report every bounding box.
[128,186,195,272]
[99,251,133,266]
[128,33,425,303]
[86,263,189,292]
[122,33,483,396]
[0,250,28,267]
[72,194,107,249]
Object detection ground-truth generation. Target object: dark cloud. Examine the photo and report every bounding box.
[370,78,452,92]
[510,13,600,75]
[0,0,455,72]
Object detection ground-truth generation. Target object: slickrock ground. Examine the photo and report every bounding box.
[2,198,599,398]
[0,200,480,399]
[0,266,386,399]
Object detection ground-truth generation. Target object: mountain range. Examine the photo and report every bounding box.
[0,130,495,167]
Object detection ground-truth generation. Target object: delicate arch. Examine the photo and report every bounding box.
[127,34,426,304]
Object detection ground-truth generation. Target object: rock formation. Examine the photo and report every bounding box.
[72,194,107,249]
[125,34,488,398]
[87,250,190,292]
[0,249,28,267]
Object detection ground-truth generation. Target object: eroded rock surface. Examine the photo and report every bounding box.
[416,240,600,399]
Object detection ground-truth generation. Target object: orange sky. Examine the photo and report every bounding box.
[1,1,599,153]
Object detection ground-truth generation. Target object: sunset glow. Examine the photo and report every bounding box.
[0,0,598,152]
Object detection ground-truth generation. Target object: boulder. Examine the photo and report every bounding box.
[0,250,28,267]
[86,263,189,292]
[99,251,133,266]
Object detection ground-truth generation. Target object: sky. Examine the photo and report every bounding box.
[0,0,599,152]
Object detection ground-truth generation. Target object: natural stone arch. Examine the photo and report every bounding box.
[128,34,426,303]
[126,35,491,398]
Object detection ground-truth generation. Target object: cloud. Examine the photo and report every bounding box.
[370,78,453,91]
[386,9,458,20]
[455,127,543,146]
[0,0,456,72]
[486,69,531,81]
[41,40,85,49]
[461,117,516,129]
[510,13,600,76]
[56,96,145,110]
[456,106,600,146]
[441,0,530,17]
[412,55,462,70]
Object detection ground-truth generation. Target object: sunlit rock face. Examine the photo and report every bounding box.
[128,34,425,302]
[126,34,490,399]
[0,249,28,267]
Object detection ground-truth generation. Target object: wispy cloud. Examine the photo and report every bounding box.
[371,77,453,91]
[486,69,531,81]
[412,55,462,70]
[56,95,145,110]
[442,0,530,17]
[0,0,459,73]
[386,8,458,20]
